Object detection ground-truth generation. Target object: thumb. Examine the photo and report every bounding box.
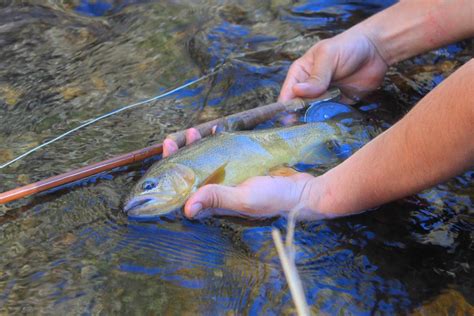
[184,184,243,218]
[293,49,334,98]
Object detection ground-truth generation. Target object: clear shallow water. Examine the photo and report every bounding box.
[0,0,473,314]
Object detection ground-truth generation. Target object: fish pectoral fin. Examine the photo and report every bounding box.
[200,162,228,186]
[268,165,298,177]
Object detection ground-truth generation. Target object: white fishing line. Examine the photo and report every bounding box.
[0,67,223,169]
[1,32,318,169]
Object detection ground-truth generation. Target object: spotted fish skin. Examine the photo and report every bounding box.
[124,123,339,218]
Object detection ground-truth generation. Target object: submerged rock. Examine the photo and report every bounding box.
[0,148,13,162]
[412,289,474,315]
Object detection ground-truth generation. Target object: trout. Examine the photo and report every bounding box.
[124,122,340,218]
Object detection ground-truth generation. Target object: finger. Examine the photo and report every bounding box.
[278,76,297,102]
[163,138,179,157]
[185,128,202,145]
[192,207,248,219]
[278,59,312,102]
[293,45,335,98]
[184,184,246,218]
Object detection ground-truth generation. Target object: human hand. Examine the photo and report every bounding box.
[163,128,202,157]
[163,131,332,220]
[279,29,388,103]
[184,172,325,219]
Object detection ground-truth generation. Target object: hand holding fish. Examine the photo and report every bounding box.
[160,0,474,220]
[183,173,317,219]
[163,130,329,220]
[162,129,318,219]
[129,123,340,219]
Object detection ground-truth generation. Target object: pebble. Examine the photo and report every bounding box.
[59,86,84,101]
[413,289,474,315]
[0,85,21,107]
[213,269,224,278]
[91,75,107,91]
[81,265,98,279]
[17,174,30,185]
[0,148,13,162]
[61,233,77,246]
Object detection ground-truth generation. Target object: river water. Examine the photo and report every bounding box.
[0,1,473,314]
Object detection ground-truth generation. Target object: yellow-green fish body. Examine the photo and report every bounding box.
[125,122,339,218]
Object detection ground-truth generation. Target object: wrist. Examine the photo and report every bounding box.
[291,174,340,220]
[305,175,335,219]
[304,172,365,220]
[355,24,392,66]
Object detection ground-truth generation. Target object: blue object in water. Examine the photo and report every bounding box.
[304,101,368,160]
[304,101,356,123]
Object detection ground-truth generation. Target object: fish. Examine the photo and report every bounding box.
[124,122,341,218]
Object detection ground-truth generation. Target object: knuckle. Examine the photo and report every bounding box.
[207,185,223,208]
[312,40,332,56]
[308,73,324,82]
[288,59,303,73]
[236,187,255,212]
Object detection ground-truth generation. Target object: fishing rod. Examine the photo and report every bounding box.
[0,89,340,205]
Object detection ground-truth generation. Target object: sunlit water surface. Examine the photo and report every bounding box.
[0,1,472,314]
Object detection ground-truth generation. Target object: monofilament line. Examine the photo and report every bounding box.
[0,67,223,169]
[1,32,312,169]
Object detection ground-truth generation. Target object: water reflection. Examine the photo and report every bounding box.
[0,0,472,314]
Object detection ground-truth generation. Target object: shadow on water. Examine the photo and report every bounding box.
[0,0,472,314]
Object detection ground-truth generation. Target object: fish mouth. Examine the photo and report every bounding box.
[123,194,181,218]
[123,196,156,215]
[124,196,153,212]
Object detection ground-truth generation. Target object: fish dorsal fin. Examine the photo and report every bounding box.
[200,162,227,186]
[268,165,298,177]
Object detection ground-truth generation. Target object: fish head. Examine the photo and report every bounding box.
[124,162,197,218]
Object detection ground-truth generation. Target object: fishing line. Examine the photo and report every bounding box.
[1,32,319,169]
[0,66,225,169]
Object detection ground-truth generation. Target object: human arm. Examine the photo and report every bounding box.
[184,59,474,219]
[363,0,474,65]
[303,59,474,217]
[279,0,474,101]
[164,0,474,219]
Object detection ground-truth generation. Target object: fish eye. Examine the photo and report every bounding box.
[141,179,157,191]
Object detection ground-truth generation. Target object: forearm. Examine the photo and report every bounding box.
[309,59,474,216]
[353,0,474,65]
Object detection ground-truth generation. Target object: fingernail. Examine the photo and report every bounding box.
[189,203,202,216]
[295,82,313,90]
[294,82,324,96]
